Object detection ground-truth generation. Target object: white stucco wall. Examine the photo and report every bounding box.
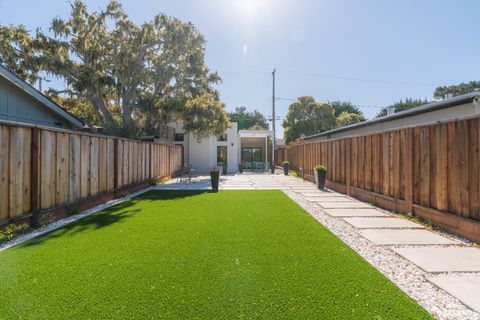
[170,122,239,174]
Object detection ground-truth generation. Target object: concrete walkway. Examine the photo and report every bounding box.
[156,172,480,317]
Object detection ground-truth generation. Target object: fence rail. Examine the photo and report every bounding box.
[0,121,182,227]
[276,116,480,243]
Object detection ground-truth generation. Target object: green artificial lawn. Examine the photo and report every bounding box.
[0,190,432,319]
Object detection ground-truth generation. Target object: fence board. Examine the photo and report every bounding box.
[0,125,9,220]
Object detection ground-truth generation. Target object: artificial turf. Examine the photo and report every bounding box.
[0,190,432,319]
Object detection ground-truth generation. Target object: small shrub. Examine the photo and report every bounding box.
[314,165,327,173]
[282,161,290,167]
[0,223,30,244]
[66,204,80,216]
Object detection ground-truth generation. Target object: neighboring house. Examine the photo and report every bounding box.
[169,121,274,174]
[0,65,83,130]
[304,92,480,141]
[275,138,287,150]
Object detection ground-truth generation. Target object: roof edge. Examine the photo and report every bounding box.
[0,65,84,128]
[304,92,480,140]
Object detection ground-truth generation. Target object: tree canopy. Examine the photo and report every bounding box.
[376,98,428,118]
[329,100,365,120]
[336,112,365,128]
[434,81,480,100]
[228,106,269,131]
[0,0,228,138]
[282,96,336,143]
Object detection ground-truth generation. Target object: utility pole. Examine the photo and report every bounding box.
[271,68,276,173]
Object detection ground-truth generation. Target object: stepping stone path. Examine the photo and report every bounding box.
[325,208,389,217]
[393,247,480,273]
[305,196,352,202]
[343,217,424,229]
[430,276,480,313]
[360,229,459,245]
[158,172,480,315]
[318,202,374,209]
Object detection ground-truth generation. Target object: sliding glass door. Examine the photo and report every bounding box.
[242,147,263,171]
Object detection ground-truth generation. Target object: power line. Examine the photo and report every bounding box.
[274,96,384,109]
[276,68,437,87]
[219,68,438,87]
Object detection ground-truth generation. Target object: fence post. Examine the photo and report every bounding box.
[149,144,153,180]
[113,139,119,190]
[346,138,352,195]
[30,127,40,228]
[403,128,414,214]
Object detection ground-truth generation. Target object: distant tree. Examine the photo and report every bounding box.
[434,81,480,100]
[228,106,269,130]
[282,96,336,144]
[336,112,364,128]
[376,98,429,118]
[329,100,365,120]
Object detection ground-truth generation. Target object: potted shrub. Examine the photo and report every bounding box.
[239,162,244,173]
[282,161,290,176]
[270,162,275,174]
[210,166,220,192]
[314,165,327,190]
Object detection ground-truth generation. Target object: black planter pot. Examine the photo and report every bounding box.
[239,164,244,173]
[210,171,220,192]
[222,165,228,175]
[283,164,289,176]
[315,171,326,190]
[271,164,275,174]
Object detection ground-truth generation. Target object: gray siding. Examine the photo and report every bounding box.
[0,77,73,129]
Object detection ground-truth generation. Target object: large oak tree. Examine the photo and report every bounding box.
[0,0,228,138]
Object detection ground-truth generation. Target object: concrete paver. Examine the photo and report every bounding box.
[299,192,343,197]
[305,196,353,202]
[324,208,390,217]
[429,276,480,313]
[360,229,459,246]
[318,202,373,209]
[393,247,480,272]
[343,217,424,229]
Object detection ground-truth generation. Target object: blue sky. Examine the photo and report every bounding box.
[1,0,479,137]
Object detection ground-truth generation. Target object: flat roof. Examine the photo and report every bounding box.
[238,130,273,138]
[304,91,480,141]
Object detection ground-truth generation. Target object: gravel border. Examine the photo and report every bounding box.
[284,189,480,320]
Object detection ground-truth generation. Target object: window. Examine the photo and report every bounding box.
[217,133,227,141]
[175,133,184,142]
[217,146,228,165]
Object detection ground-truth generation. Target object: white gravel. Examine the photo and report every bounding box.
[284,189,480,320]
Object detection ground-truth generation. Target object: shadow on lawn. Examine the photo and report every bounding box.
[17,190,210,249]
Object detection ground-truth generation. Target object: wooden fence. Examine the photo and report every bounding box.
[276,116,480,243]
[0,121,182,227]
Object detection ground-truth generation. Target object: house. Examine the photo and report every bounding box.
[303,92,480,142]
[0,64,83,129]
[169,121,274,174]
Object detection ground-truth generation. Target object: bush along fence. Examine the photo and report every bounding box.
[276,116,480,243]
[0,121,182,230]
